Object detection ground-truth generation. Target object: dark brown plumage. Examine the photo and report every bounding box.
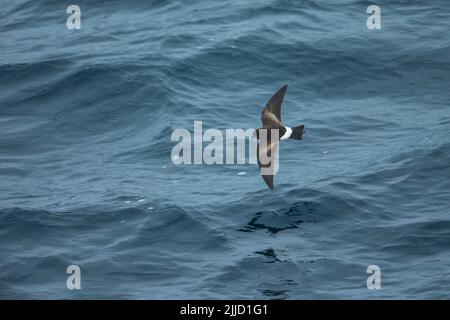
[257,85,304,189]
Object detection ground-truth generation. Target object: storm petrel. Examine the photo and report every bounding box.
[255,85,305,189]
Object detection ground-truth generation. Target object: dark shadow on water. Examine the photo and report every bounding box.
[259,289,290,300]
[238,202,318,234]
[254,248,281,263]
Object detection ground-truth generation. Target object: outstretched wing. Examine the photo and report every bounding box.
[257,135,279,190]
[261,172,274,190]
[261,85,288,126]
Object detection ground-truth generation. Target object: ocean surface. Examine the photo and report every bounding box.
[1,0,450,299]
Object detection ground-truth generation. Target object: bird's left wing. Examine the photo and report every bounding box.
[257,134,279,190]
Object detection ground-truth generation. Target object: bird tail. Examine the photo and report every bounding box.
[290,125,305,140]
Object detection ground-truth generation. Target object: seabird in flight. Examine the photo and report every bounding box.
[255,85,305,189]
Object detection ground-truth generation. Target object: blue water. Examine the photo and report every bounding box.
[1,0,450,299]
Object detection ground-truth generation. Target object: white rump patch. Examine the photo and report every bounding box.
[280,127,292,140]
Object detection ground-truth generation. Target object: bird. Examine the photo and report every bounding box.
[255,85,305,189]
